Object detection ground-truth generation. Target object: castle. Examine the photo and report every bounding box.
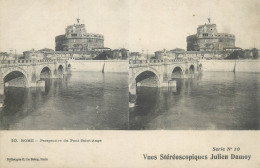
[150,19,239,60]
[22,19,128,60]
[55,18,104,52]
[186,18,235,51]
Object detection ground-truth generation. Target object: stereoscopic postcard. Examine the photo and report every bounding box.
[0,0,259,167]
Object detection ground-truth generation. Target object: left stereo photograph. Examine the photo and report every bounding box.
[0,16,130,130]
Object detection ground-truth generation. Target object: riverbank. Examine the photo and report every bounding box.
[68,60,128,73]
[199,60,260,72]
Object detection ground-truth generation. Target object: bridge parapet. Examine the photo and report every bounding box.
[1,59,67,68]
[129,58,197,68]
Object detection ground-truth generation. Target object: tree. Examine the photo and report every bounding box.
[225,50,245,60]
[93,51,113,60]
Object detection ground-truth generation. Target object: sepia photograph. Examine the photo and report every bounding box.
[0,0,260,167]
[1,0,259,131]
[128,0,260,130]
[0,0,129,130]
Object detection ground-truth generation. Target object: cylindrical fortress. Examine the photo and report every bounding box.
[55,20,104,52]
[187,22,235,51]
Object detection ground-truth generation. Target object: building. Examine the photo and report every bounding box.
[93,48,129,60]
[129,52,141,61]
[55,18,104,52]
[23,49,44,60]
[0,49,22,60]
[0,52,10,60]
[223,47,242,52]
[187,18,235,51]
[154,48,234,60]
[119,48,130,60]
[23,48,82,60]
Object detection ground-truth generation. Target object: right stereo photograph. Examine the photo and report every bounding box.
[129,17,260,130]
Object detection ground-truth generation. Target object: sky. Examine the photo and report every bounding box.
[0,0,259,54]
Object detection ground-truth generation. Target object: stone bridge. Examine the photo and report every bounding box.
[0,59,71,96]
[129,58,202,95]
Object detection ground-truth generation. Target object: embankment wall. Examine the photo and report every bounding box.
[68,60,128,73]
[199,60,260,72]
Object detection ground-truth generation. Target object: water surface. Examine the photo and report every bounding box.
[130,72,260,130]
[0,72,129,130]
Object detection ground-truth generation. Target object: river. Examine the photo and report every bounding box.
[130,72,260,130]
[0,72,129,130]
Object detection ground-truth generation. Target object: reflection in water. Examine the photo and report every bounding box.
[0,72,129,130]
[130,72,260,130]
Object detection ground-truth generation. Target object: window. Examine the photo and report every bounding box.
[203,33,208,37]
[71,34,77,37]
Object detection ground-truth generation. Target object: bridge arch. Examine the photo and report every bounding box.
[3,67,28,79]
[67,64,71,69]
[40,66,53,78]
[189,64,195,74]
[134,68,161,87]
[3,68,29,88]
[171,66,184,78]
[58,64,64,74]
[198,63,202,71]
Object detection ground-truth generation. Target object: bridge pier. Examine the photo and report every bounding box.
[29,67,45,88]
[129,81,137,95]
[182,73,195,79]
[129,81,137,108]
[162,71,177,87]
[51,67,67,78]
[29,81,45,88]
[66,68,72,75]
[161,80,177,87]
[172,68,196,79]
